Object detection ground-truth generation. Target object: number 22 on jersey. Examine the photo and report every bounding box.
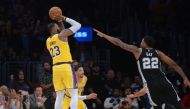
[50,46,61,58]
[142,57,159,69]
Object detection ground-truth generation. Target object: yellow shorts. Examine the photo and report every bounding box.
[53,63,77,91]
[62,96,87,109]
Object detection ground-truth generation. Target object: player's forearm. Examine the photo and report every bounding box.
[78,95,87,100]
[65,17,81,33]
[103,35,137,52]
[129,86,147,98]
[102,35,121,46]
[134,90,146,98]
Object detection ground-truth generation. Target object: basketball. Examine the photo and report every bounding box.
[49,6,62,20]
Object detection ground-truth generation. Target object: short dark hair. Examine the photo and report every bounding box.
[48,23,56,33]
[143,36,155,48]
[34,85,42,91]
[73,63,83,71]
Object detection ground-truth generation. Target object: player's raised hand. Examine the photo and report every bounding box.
[56,15,66,22]
[93,29,106,37]
[87,93,97,100]
[183,79,190,88]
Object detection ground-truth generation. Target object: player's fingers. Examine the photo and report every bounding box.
[93,28,97,31]
[93,29,99,33]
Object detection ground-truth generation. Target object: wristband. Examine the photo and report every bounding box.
[65,17,81,33]
[78,95,87,100]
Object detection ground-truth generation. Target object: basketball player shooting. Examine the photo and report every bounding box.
[46,7,81,109]
[94,29,190,109]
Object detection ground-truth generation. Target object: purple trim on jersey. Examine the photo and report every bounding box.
[71,64,78,89]
[53,62,72,66]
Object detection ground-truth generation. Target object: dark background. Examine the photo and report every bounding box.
[0,0,190,77]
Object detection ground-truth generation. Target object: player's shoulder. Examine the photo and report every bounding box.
[48,34,59,39]
[52,34,59,38]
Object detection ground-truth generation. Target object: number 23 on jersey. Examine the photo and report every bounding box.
[50,46,61,58]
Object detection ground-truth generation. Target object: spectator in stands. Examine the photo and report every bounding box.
[12,89,30,109]
[130,75,151,108]
[87,63,105,98]
[125,87,140,109]
[104,69,120,96]
[0,85,31,109]
[0,90,4,109]
[84,87,102,109]
[115,71,122,85]
[121,77,132,90]
[9,89,21,109]
[0,85,10,97]
[0,85,10,109]
[30,86,47,109]
[15,69,31,92]
[86,63,104,109]
[104,88,124,109]
[131,75,142,91]
[8,74,15,89]
[114,99,132,109]
[39,62,54,109]
[83,61,92,77]
[114,95,132,109]
[126,85,151,109]
[0,86,30,109]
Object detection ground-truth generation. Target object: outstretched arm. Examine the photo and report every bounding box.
[78,93,97,100]
[157,50,190,88]
[58,16,81,41]
[94,29,141,59]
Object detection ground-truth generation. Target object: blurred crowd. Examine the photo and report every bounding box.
[0,61,190,109]
[0,0,190,109]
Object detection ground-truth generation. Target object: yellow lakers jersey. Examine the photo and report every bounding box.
[66,76,87,96]
[46,34,72,64]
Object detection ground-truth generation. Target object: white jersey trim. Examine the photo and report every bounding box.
[137,61,157,106]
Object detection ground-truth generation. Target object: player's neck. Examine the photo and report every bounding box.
[77,77,83,83]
